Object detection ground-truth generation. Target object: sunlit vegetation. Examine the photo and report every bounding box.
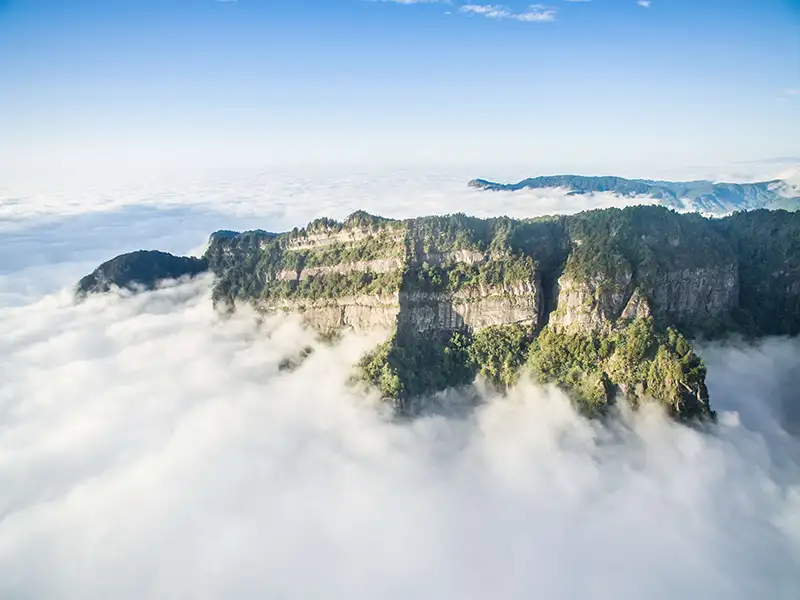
[528,318,711,419]
[563,206,735,282]
[469,324,533,388]
[403,255,539,294]
[357,317,711,420]
[264,270,404,301]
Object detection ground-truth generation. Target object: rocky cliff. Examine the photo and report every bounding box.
[77,206,800,421]
[206,211,551,336]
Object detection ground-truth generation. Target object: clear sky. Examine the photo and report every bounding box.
[1,0,799,173]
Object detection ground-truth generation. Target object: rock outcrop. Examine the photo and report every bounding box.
[270,293,400,333]
[398,280,541,333]
[548,264,741,334]
[650,265,739,324]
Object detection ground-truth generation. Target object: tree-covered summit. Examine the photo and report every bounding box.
[76,250,208,297]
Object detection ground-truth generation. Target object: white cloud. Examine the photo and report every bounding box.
[0,271,798,599]
[0,168,662,305]
[637,0,652,7]
[0,169,799,598]
[460,4,557,22]
[379,0,448,4]
[771,165,800,197]
[784,89,800,98]
[0,167,660,229]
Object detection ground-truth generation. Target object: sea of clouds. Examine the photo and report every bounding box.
[1,167,799,599]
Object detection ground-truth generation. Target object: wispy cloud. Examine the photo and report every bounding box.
[379,0,449,4]
[783,89,800,98]
[460,4,557,22]
[637,0,652,7]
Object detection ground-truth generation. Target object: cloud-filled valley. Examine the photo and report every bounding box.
[1,168,799,598]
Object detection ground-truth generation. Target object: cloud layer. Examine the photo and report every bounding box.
[0,168,798,598]
[0,167,663,306]
[1,278,799,599]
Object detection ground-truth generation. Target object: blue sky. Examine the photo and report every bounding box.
[1,0,799,173]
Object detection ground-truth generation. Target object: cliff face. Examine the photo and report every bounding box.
[549,264,740,333]
[248,283,541,337]
[207,211,548,336]
[651,265,739,323]
[548,273,635,333]
[78,206,800,421]
[270,293,400,333]
[539,208,744,335]
[398,280,541,333]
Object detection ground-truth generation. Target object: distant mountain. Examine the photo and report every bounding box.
[468,175,800,214]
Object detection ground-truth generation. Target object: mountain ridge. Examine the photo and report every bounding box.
[468,174,800,214]
[76,206,800,421]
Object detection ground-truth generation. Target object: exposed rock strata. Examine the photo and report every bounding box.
[269,294,400,333]
[275,258,404,282]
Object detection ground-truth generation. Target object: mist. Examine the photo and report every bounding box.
[1,169,799,599]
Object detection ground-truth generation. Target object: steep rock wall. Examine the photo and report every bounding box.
[263,294,400,334]
[398,280,542,333]
[549,264,740,334]
[256,280,543,337]
[650,265,739,323]
[285,229,404,251]
[549,271,633,333]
